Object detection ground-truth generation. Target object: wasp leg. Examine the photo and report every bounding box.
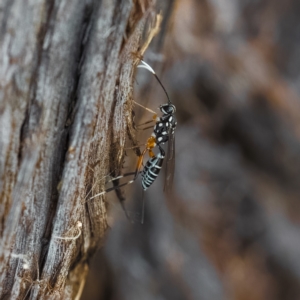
[89,149,147,222]
[139,125,154,131]
[137,119,155,126]
[141,189,145,224]
[88,171,137,201]
[133,100,157,115]
[124,144,145,151]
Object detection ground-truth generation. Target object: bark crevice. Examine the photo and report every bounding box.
[0,1,157,298]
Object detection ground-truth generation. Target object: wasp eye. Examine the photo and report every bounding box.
[160,104,176,114]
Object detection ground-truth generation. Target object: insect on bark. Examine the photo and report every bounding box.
[91,60,177,223]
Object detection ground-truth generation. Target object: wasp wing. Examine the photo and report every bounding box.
[164,130,175,194]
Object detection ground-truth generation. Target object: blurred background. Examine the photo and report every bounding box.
[82,0,300,299]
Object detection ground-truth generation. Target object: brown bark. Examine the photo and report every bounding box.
[82,1,300,300]
[0,0,157,299]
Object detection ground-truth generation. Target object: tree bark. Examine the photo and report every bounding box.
[82,1,300,300]
[0,0,156,298]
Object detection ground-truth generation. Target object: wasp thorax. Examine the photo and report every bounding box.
[147,136,156,149]
[160,104,176,115]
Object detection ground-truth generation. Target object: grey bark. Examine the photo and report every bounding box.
[0,0,156,298]
[88,1,300,300]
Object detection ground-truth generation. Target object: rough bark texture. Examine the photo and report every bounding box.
[0,0,156,299]
[82,0,300,300]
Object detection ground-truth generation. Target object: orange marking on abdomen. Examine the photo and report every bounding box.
[148,149,155,158]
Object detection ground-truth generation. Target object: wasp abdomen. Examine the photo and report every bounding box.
[141,150,165,190]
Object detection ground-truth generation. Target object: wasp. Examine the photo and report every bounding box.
[92,60,177,222]
[137,60,176,193]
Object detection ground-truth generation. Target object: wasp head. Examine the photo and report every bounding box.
[160,103,176,115]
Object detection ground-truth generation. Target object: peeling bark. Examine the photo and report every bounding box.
[0,0,157,298]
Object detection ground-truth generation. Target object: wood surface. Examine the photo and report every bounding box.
[0,0,156,298]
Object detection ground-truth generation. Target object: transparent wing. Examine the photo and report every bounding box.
[164,130,175,194]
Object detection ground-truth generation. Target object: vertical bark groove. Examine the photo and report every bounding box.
[0,0,157,298]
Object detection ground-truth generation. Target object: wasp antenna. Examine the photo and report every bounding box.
[137,60,156,74]
[138,60,171,104]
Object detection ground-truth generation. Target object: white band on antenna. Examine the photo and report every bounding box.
[137,60,156,74]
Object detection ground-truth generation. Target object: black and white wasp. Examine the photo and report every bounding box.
[138,61,177,193]
[92,60,177,222]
